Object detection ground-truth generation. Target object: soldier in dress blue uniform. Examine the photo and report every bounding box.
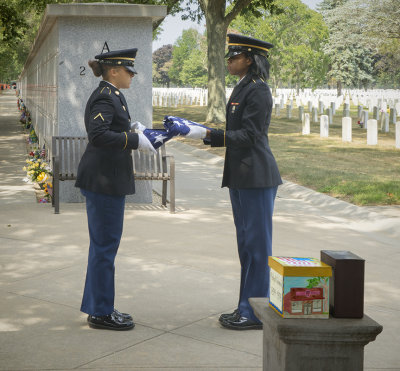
[75,48,155,331]
[190,34,282,329]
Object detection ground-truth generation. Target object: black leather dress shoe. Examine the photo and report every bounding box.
[113,309,133,321]
[219,308,240,323]
[87,312,134,331]
[220,316,262,330]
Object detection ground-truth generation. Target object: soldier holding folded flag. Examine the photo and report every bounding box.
[75,47,155,331]
[179,33,282,330]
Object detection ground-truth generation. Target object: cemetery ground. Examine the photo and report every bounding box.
[153,105,400,206]
[1,89,399,369]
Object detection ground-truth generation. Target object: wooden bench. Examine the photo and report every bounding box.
[51,136,175,214]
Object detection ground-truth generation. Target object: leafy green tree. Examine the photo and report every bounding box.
[169,28,201,85]
[1,0,282,122]
[0,0,43,81]
[153,44,173,87]
[375,39,400,88]
[0,0,182,81]
[230,0,329,91]
[180,33,208,87]
[320,0,400,88]
[195,0,280,123]
[180,49,207,87]
[319,0,376,94]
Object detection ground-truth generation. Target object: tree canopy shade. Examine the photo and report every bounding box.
[319,0,400,89]
[0,0,279,122]
[230,0,329,91]
[194,0,280,123]
[150,0,281,122]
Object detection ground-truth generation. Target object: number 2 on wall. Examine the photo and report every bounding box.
[80,66,86,76]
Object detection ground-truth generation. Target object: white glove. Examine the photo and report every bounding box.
[186,125,207,139]
[137,133,156,154]
[131,121,147,132]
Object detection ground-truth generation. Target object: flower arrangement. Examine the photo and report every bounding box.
[28,148,46,161]
[18,98,32,129]
[18,98,52,203]
[23,158,52,183]
[28,128,38,144]
[23,149,53,203]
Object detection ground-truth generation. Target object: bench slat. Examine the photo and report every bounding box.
[51,136,174,213]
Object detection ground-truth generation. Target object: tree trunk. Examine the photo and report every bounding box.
[204,1,228,124]
[337,80,342,96]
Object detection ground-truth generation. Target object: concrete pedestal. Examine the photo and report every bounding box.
[250,298,382,371]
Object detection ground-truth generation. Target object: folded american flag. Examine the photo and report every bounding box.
[142,129,176,149]
[163,116,210,136]
[142,116,211,149]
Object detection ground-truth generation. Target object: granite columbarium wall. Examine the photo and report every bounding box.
[18,3,166,203]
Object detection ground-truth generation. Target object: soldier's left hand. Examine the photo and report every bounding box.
[131,121,147,132]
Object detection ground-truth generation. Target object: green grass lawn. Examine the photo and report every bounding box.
[153,105,400,206]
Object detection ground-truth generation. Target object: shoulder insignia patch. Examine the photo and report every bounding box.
[252,77,265,83]
[94,113,104,121]
[100,86,111,95]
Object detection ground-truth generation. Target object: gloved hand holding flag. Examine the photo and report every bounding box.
[163,116,211,139]
[139,116,212,150]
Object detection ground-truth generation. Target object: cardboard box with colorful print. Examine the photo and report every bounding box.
[269,257,332,319]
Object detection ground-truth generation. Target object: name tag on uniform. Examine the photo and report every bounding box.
[231,102,239,113]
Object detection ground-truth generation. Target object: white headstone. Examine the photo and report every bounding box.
[312,107,318,123]
[396,122,400,149]
[342,117,352,142]
[320,115,329,137]
[367,119,378,145]
[302,113,310,135]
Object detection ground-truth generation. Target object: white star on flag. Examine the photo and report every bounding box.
[154,133,168,144]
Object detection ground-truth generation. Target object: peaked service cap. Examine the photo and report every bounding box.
[225,33,273,58]
[95,48,138,74]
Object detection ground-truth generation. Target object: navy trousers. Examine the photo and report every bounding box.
[229,187,278,322]
[80,189,125,316]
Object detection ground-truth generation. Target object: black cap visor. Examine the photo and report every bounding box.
[225,50,245,58]
[124,65,137,74]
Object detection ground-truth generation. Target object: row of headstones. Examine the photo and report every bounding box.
[275,101,340,124]
[152,88,235,107]
[152,92,208,107]
[301,113,400,149]
[274,88,400,112]
[276,101,398,127]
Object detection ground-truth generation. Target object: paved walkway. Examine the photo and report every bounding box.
[0,89,399,370]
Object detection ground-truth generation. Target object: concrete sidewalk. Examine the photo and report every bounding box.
[0,90,399,370]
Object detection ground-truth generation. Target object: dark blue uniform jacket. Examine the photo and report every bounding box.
[210,74,282,189]
[75,81,139,196]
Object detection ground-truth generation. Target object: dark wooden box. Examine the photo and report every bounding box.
[320,250,365,318]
